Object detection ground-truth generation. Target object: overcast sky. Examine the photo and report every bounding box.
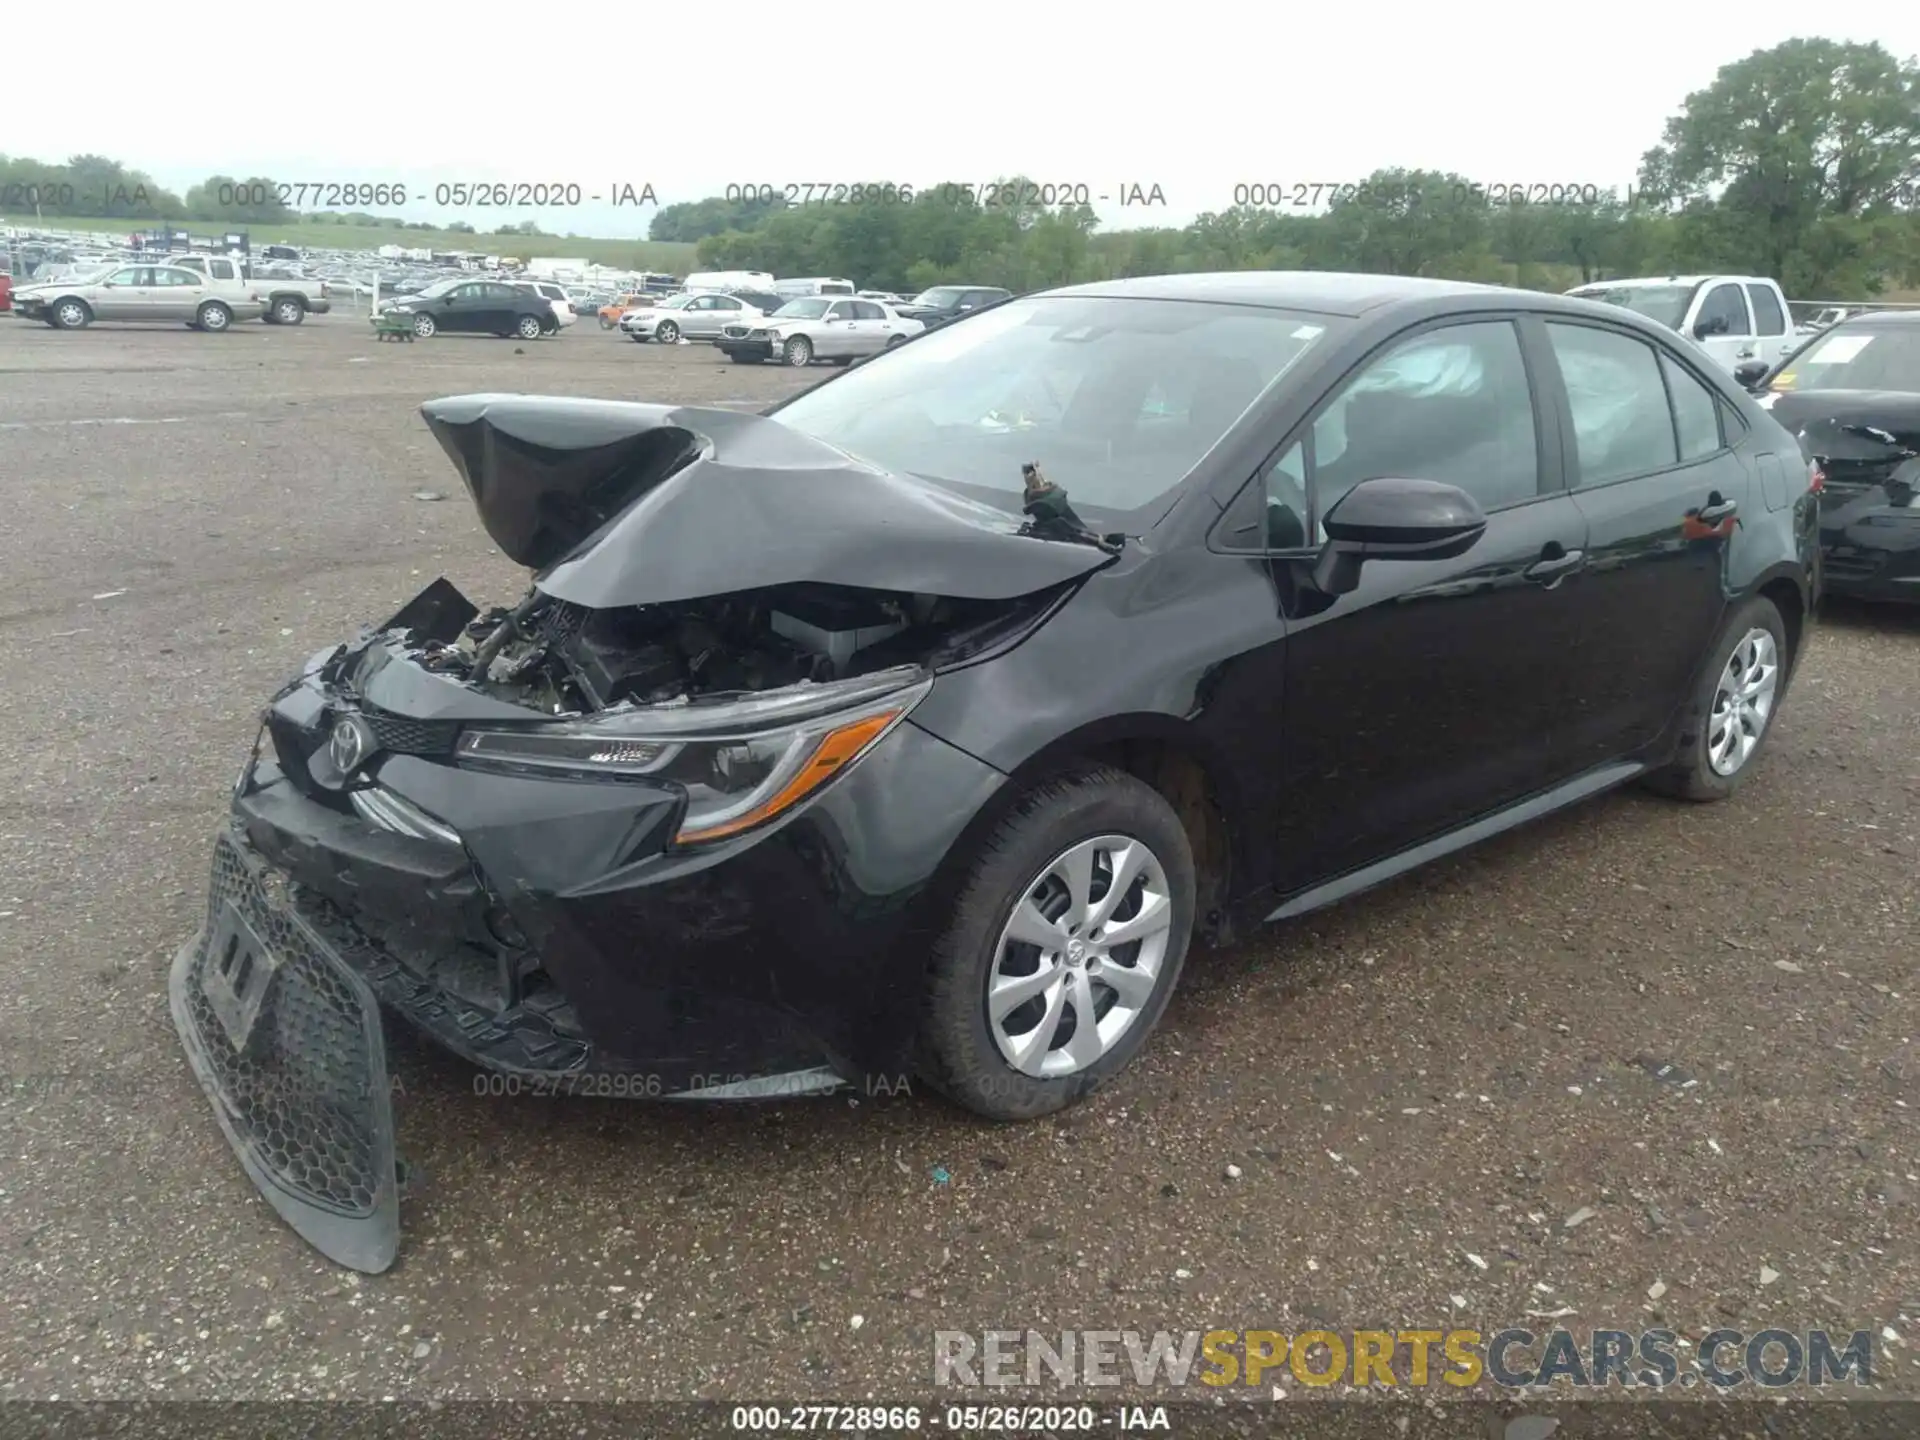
[6,1,1915,239]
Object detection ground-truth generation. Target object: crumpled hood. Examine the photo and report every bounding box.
[418,394,1116,608]
[1765,388,1920,455]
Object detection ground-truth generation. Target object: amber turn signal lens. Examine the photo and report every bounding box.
[673,709,901,845]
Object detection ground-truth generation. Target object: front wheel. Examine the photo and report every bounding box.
[782,334,814,367]
[917,766,1195,1120]
[196,301,233,333]
[1643,595,1790,802]
[600,315,615,329]
[516,313,544,340]
[52,299,92,330]
[655,320,680,343]
[412,313,437,339]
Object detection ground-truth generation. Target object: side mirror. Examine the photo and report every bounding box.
[1733,360,1770,389]
[443,295,457,305]
[1308,477,1488,598]
[1693,315,1728,340]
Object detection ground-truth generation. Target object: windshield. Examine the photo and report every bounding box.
[774,298,832,320]
[1570,284,1697,331]
[770,296,1341,521]
[911,287,970,308]
[658,295,693,310]
[1775,325,1920,394]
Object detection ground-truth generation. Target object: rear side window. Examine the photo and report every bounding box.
[1746,284,1786,336]
[1661,353,1724,460]
[1544,323,1680,485]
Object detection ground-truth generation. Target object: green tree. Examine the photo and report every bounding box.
[1638,38,1920,293]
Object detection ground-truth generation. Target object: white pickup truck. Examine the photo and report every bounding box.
[166,254,333,325]
[1564,274,1797,374]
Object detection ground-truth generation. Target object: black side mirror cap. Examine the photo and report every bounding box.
[1733,360,1770,389]
[1307,477,1489,597]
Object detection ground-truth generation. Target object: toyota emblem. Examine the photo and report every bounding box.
[329,715,376,777]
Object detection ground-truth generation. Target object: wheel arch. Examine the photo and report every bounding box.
[933,713,1244,949]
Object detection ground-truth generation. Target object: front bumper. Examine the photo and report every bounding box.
[718,338,774,361]
[1818,494,1920,600]
[170,631,1007,1264]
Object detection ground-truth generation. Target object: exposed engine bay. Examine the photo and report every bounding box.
[404,580,1064,717]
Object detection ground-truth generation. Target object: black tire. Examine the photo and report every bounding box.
[196,301,233,333]
[917,766,1196,1120]
[1643,594,1791,802]
[272,297,306,325]
[600,315,615,329]
[51,298,92,330]
[655,319,680,343]
[516,313,545,340]
[783,334,813,367]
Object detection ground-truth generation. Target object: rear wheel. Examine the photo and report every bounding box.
[516,313,544,340]
[52,298,92,330]
[917,767,1195,1120]
[272,297,306,325]
[885,334,907,348]
[782,334,814,366]
[1643,595,1789,802]
[196,301,233,333]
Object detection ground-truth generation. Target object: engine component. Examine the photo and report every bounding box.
[770,586,907,674]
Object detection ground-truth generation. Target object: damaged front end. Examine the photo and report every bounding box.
[172,395,1094,1271]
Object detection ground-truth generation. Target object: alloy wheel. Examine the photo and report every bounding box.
[656,320,679,342]
[517,315,543,339]
[986,834,1174,1079]
[55,301,88,329]
[413,314,436,339]
[1707,628,1779,777]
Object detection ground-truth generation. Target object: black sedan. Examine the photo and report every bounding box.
[893,284,1011,328]
[376,277,557,340]
[172,272,1817,1272]
[1738,311,1920,602]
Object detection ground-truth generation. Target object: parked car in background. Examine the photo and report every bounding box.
[728,289,786,316]
[719,296,924,365]
[11,262,266,331]
[774,276,857,299]
[858,289,910,306]
[517,279,578,327]
[682,269,778,294]
[168,253,333,324]
[169,272,1816,1274]
[1564,275,1796,375]
[1738,310,1920,602]
[894,284,1013,330]
[378,277,556,339]
[0,272,10,313]
[598,292,654,327]
[621,291,771,343]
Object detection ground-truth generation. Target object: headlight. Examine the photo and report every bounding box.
[764,329,783,343]
[454,666,930,847]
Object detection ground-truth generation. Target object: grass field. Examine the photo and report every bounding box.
[10,214,699,271]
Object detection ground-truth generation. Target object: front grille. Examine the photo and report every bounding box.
[722,325,749,339]
[363,708,460,756]
[171,832,399,1260]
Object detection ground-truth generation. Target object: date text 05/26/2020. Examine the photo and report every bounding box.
[722,181,1166,208]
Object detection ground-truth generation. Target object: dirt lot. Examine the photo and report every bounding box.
[0,311,1916,1411]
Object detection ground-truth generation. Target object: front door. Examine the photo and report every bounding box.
[1744,283,1796,368]
[1533,318,1743,772]
[1691,281,1754,372]
[95,266,156,321]
[1265,316,1591,895]
[815,299,859,357]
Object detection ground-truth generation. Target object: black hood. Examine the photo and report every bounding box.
[418,394,1116,609]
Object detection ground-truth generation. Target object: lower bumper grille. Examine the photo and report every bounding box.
[168,830,399,1272]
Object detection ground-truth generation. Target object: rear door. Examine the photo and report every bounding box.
[154,266,202,321]
[1534,317,1746,773]
[845,299,891,353]
[1745,282,1795,367]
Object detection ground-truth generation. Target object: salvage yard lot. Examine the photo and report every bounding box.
[0,313,1916,1401]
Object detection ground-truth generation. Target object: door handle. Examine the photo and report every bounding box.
[1736,347,1756,359]
[1524,547,1586,584]
[1694,496,1738,524]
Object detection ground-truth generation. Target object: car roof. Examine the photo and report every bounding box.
[1042,270,1549,317]
[1569,275,1769,290]
[1830,308,1920,324]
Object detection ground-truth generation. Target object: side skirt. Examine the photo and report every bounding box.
[1263,760,1646,924]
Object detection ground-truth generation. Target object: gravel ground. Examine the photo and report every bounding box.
[0,312,1916,1416]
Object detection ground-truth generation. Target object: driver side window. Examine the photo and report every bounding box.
[1255,320,1541,549]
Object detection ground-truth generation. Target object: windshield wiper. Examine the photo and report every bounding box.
[1019,463,1125,554]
